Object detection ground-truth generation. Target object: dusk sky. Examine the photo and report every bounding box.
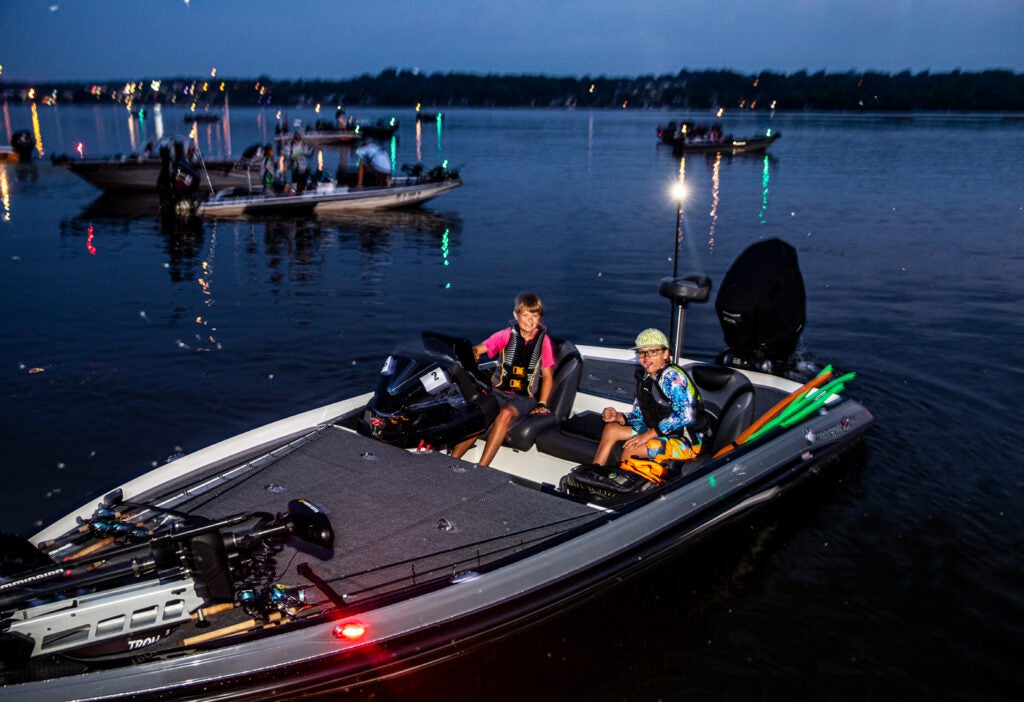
[2,0,1022,83]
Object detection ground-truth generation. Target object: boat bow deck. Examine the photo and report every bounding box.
[152,425,598,604]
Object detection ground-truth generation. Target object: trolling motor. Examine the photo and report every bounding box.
[157,142,203,218]
[0,499,333,669]
[10,130,35,164]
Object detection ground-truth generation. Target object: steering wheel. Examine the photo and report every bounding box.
[421,331,492,390]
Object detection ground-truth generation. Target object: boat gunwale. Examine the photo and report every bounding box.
[5,397,871,700]
[195,176,462,217]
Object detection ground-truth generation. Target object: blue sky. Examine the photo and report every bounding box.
[2,0,1021,82]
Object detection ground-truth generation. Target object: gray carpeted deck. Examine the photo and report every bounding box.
[177,427,598,602]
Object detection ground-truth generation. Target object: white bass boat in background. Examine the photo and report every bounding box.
[54,136,263,193]
[196,164,462,218]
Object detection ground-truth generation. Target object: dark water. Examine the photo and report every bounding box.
[2,104,1023,700]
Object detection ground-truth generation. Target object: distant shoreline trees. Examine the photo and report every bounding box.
[3,68,1022,112]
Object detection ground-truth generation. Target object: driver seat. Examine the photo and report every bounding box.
[498,338,583,451]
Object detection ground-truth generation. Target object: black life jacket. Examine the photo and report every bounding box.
[635,364,707,444]
[492,324,546,397]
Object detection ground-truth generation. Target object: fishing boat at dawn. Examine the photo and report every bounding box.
[195,163,462,218]
[55,136,262,194]
[0,239,872,700]
[657,121,781,154]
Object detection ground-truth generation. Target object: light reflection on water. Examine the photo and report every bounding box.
[0,105,1022,698]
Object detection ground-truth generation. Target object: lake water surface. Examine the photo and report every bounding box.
[1,104,1022,700]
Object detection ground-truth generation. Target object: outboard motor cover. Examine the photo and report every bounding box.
[10,130,36,163]
[715,238,805,369]
[356,332,498,449]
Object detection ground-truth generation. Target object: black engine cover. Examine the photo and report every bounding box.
[715,238,806,362]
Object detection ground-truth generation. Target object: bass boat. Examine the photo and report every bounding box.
[672,131,780,154]
[195,164,462,218]
[657,121,781,155]
[0,240,873,700]
[55,136,263,194]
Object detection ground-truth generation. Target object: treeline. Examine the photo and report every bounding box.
[4,68,1024,112]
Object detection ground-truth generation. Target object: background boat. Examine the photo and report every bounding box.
[658,121,781,154]
[196,169,462,217]
[671,131,781,154]
[55,136,262,193]
[184,111,222,124]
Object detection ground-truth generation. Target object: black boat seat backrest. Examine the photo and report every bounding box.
[501,338,583,451]
[685,364,755,455]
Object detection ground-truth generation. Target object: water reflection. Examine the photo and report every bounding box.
[128,107,145,149]
[671,150,777,252]
[21,103,46,159]
[163,216,205,285]
[759,153,771,225]
[64,196,462,290]
[708,152,721,251]
[76,192,161,219]
[0,165,10,221]
[1,161,38,193]
[415,114,444,164]
[2,101,12,144]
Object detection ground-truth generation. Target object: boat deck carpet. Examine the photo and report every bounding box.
[180,427,598,601]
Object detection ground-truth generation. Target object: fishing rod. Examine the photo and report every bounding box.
[0,512,255,603]
[0,500,333,666]
[2,500,332,609]
[37,423,334,559]
[118,423,334,523]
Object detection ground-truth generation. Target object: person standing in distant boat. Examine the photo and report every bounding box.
[261,144,283,193]
[450,292,556,468]
[289,133,309,193]
[355,141,392,187]
[592,328,706,467]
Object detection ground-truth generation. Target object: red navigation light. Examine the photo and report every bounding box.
[332,621,366,641]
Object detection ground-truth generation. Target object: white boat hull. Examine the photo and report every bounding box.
[196,177,463,218]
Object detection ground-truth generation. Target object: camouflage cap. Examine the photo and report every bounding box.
[632,328,669,350]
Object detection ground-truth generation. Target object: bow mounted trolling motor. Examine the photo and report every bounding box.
[660,274,712,362]
[0,499,334,668]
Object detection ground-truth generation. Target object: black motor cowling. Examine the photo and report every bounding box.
[715,238,805,373]
[10,130,35,163]
[356,332,498,449]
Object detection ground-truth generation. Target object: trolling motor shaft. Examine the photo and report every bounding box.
[0,499,334,668]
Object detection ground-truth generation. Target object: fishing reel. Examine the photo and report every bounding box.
[161,499,335,604]
[0,500,334,668]
[237,583,309,619]
[86,507,152,543]
[0,500,333,613]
